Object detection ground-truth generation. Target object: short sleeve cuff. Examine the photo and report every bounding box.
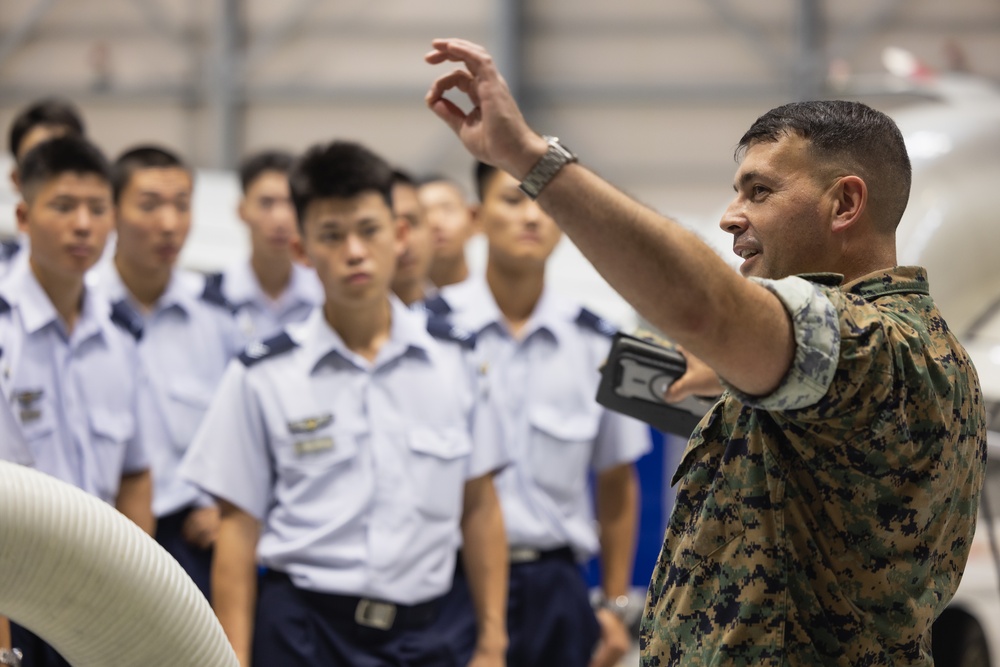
[724,275,841,411]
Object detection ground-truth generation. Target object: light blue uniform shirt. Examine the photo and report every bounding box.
[182,298,507,604]
[436,278,651,560]
[0,358,31,465]
[214,260,322,342]
[0,260,148,503]
[97,266,243,517]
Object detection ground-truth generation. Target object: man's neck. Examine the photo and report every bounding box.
[250,248,293,301]
[115,255,170,311]
[392,279,426,307]
[429,255,469,289]
[324,296,393,363]
[29,258,85,334]
[486,259,545,339]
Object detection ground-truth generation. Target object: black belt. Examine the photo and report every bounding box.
[263,570,441,632]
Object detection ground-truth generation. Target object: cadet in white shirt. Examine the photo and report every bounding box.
[205,150,322,342]
[2,98,87,281]
[390,169,436,308]
[0,136,152,667]
[182,141,509,667]
[426,163,651,667]
[95,145,244,599]
[418,175,478,290]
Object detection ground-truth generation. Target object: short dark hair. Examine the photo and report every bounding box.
[418,173,467,199]
[9,98,86,161]
[737,100,912,232]
[391,168,416,188]
[473,162,501,203]
[288,140,393,228]
[18,136,111,200]
[238,149,294,193]
[111,145,190,203]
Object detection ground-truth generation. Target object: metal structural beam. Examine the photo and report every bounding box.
[0,0,59,69]
[795,0,827,101]
[209,0,244,169]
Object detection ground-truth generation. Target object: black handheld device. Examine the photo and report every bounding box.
[596,332,715,437]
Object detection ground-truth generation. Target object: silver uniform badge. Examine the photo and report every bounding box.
[287,413,333,434]
[294,437,335,457]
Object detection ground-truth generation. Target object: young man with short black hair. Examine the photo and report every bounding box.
[183,140,508,667]
[0,136,152,667]
[418,175,478,288]
[208,149,322,341]
[95,144,242,600]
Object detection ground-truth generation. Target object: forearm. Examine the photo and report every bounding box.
[1,616,10,649]
[213,504,260,667]
[460,477,509,655]
[116,469,154,535]
[596,464,639,599]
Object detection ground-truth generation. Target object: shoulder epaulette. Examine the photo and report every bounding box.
[0,295,10,315]
[0,239,21,261]
[426,316,476,350]
[201,272,235,311]
[239,331,298,367]
[110,299,144,341]
[423,295,453,317]
[576,307,618,337]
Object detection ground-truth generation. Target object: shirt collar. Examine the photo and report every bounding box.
[841,266,930,302]
[100,263,196,318]
[3,258,106,340]
[439,276,575,342]
[226,260,322,309]
[298,296,433,374]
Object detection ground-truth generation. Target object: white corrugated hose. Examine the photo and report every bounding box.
[0,460,238,666]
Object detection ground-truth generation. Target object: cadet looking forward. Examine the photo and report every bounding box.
[425,38,986,666]
[418,175,477,289]
[207,150,322,341]
[95,145,242,599]
[182,141,508,667]
[427,163,650,667]
[0,137,152,667]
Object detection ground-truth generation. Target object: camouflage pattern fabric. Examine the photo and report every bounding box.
[640,266,987,666]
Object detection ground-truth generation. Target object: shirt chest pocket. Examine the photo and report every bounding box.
[528,405,600,507]
[89,408,136,500]
[408,426,471,521]
[272,424,360,481]
[165,378,216,452]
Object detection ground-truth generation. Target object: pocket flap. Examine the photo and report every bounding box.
[167,377,215,408]
[89,408,135,441]
[408,426,472,460]
[529,405,600,441]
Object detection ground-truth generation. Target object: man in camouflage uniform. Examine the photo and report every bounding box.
[424,39,987,666]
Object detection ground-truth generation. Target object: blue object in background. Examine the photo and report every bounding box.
[585,427,679,588]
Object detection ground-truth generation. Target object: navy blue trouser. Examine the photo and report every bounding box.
[253,570,459,667]
[435,548,601,667]
[9,625,70,667]
[154,506,213,601]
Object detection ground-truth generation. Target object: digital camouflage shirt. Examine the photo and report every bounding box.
[640,267,987,666]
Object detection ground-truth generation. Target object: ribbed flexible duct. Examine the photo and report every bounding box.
[0,461,238,666]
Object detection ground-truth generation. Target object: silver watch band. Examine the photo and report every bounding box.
[0,648,23,667]
[518,136,577,200]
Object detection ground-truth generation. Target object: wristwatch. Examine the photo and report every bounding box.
[0,648,23,667]
[597,593,631,624]
[518,136,577,200]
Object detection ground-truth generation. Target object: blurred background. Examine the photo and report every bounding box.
[2,2,999,663]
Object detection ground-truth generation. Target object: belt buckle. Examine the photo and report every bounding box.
[355,598,397,630]
[509,547,541,564]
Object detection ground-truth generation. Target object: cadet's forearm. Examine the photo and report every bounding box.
[596,464,639,600]
[213,503,260,667]
[534,162,793,396]
[460,475,509,656]
[116,469,154,535]
[1,616,11,649]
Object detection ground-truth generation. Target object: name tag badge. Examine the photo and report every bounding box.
[20,408,41,424]
[295,437,334,457]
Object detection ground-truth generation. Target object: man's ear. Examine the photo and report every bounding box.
[830,175,867,234]
[15,199,29,234]
[10,166,20,193]
[394,212,410,259]
[237,197,250,226]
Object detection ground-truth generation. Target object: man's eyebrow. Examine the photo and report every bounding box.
[734,170,760,192]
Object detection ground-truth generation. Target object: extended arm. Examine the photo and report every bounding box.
[116,469,154,535]
[460,473,509,666]
[425,39,794,397]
